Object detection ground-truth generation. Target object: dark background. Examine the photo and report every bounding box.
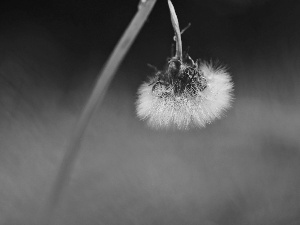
[0,0,299,224]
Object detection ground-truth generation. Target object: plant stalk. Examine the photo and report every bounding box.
[39,0,157,224]
[168,0,183,61]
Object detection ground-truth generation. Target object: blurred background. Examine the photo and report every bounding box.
[0,0,300,224]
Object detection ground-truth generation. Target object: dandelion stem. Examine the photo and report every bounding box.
[39,0,157,224]
[168,0,182,61]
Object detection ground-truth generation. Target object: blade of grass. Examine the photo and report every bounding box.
[39,1,157,224]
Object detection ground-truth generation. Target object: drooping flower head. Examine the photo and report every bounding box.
[136,0,234,130]
[136,55,233,129]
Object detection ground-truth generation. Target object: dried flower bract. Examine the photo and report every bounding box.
[136,56,233,129]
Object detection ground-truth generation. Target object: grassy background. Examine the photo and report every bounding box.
[0,0,300,224]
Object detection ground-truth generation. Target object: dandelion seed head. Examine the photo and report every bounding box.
[136,55,234,130]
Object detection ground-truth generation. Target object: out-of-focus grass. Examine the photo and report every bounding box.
[0,6,300,225]
[1,54,300,225]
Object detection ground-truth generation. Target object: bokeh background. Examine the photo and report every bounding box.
[0,0,300,224]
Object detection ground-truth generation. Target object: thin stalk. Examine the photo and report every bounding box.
[168,0,182,61]
[39,0,157,224]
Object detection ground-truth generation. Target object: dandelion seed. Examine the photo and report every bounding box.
[136,0,234,129]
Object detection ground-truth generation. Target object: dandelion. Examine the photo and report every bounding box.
[136,0,234,129]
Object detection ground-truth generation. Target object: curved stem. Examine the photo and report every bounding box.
[168,0,182,61]
[38,0,157,224]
